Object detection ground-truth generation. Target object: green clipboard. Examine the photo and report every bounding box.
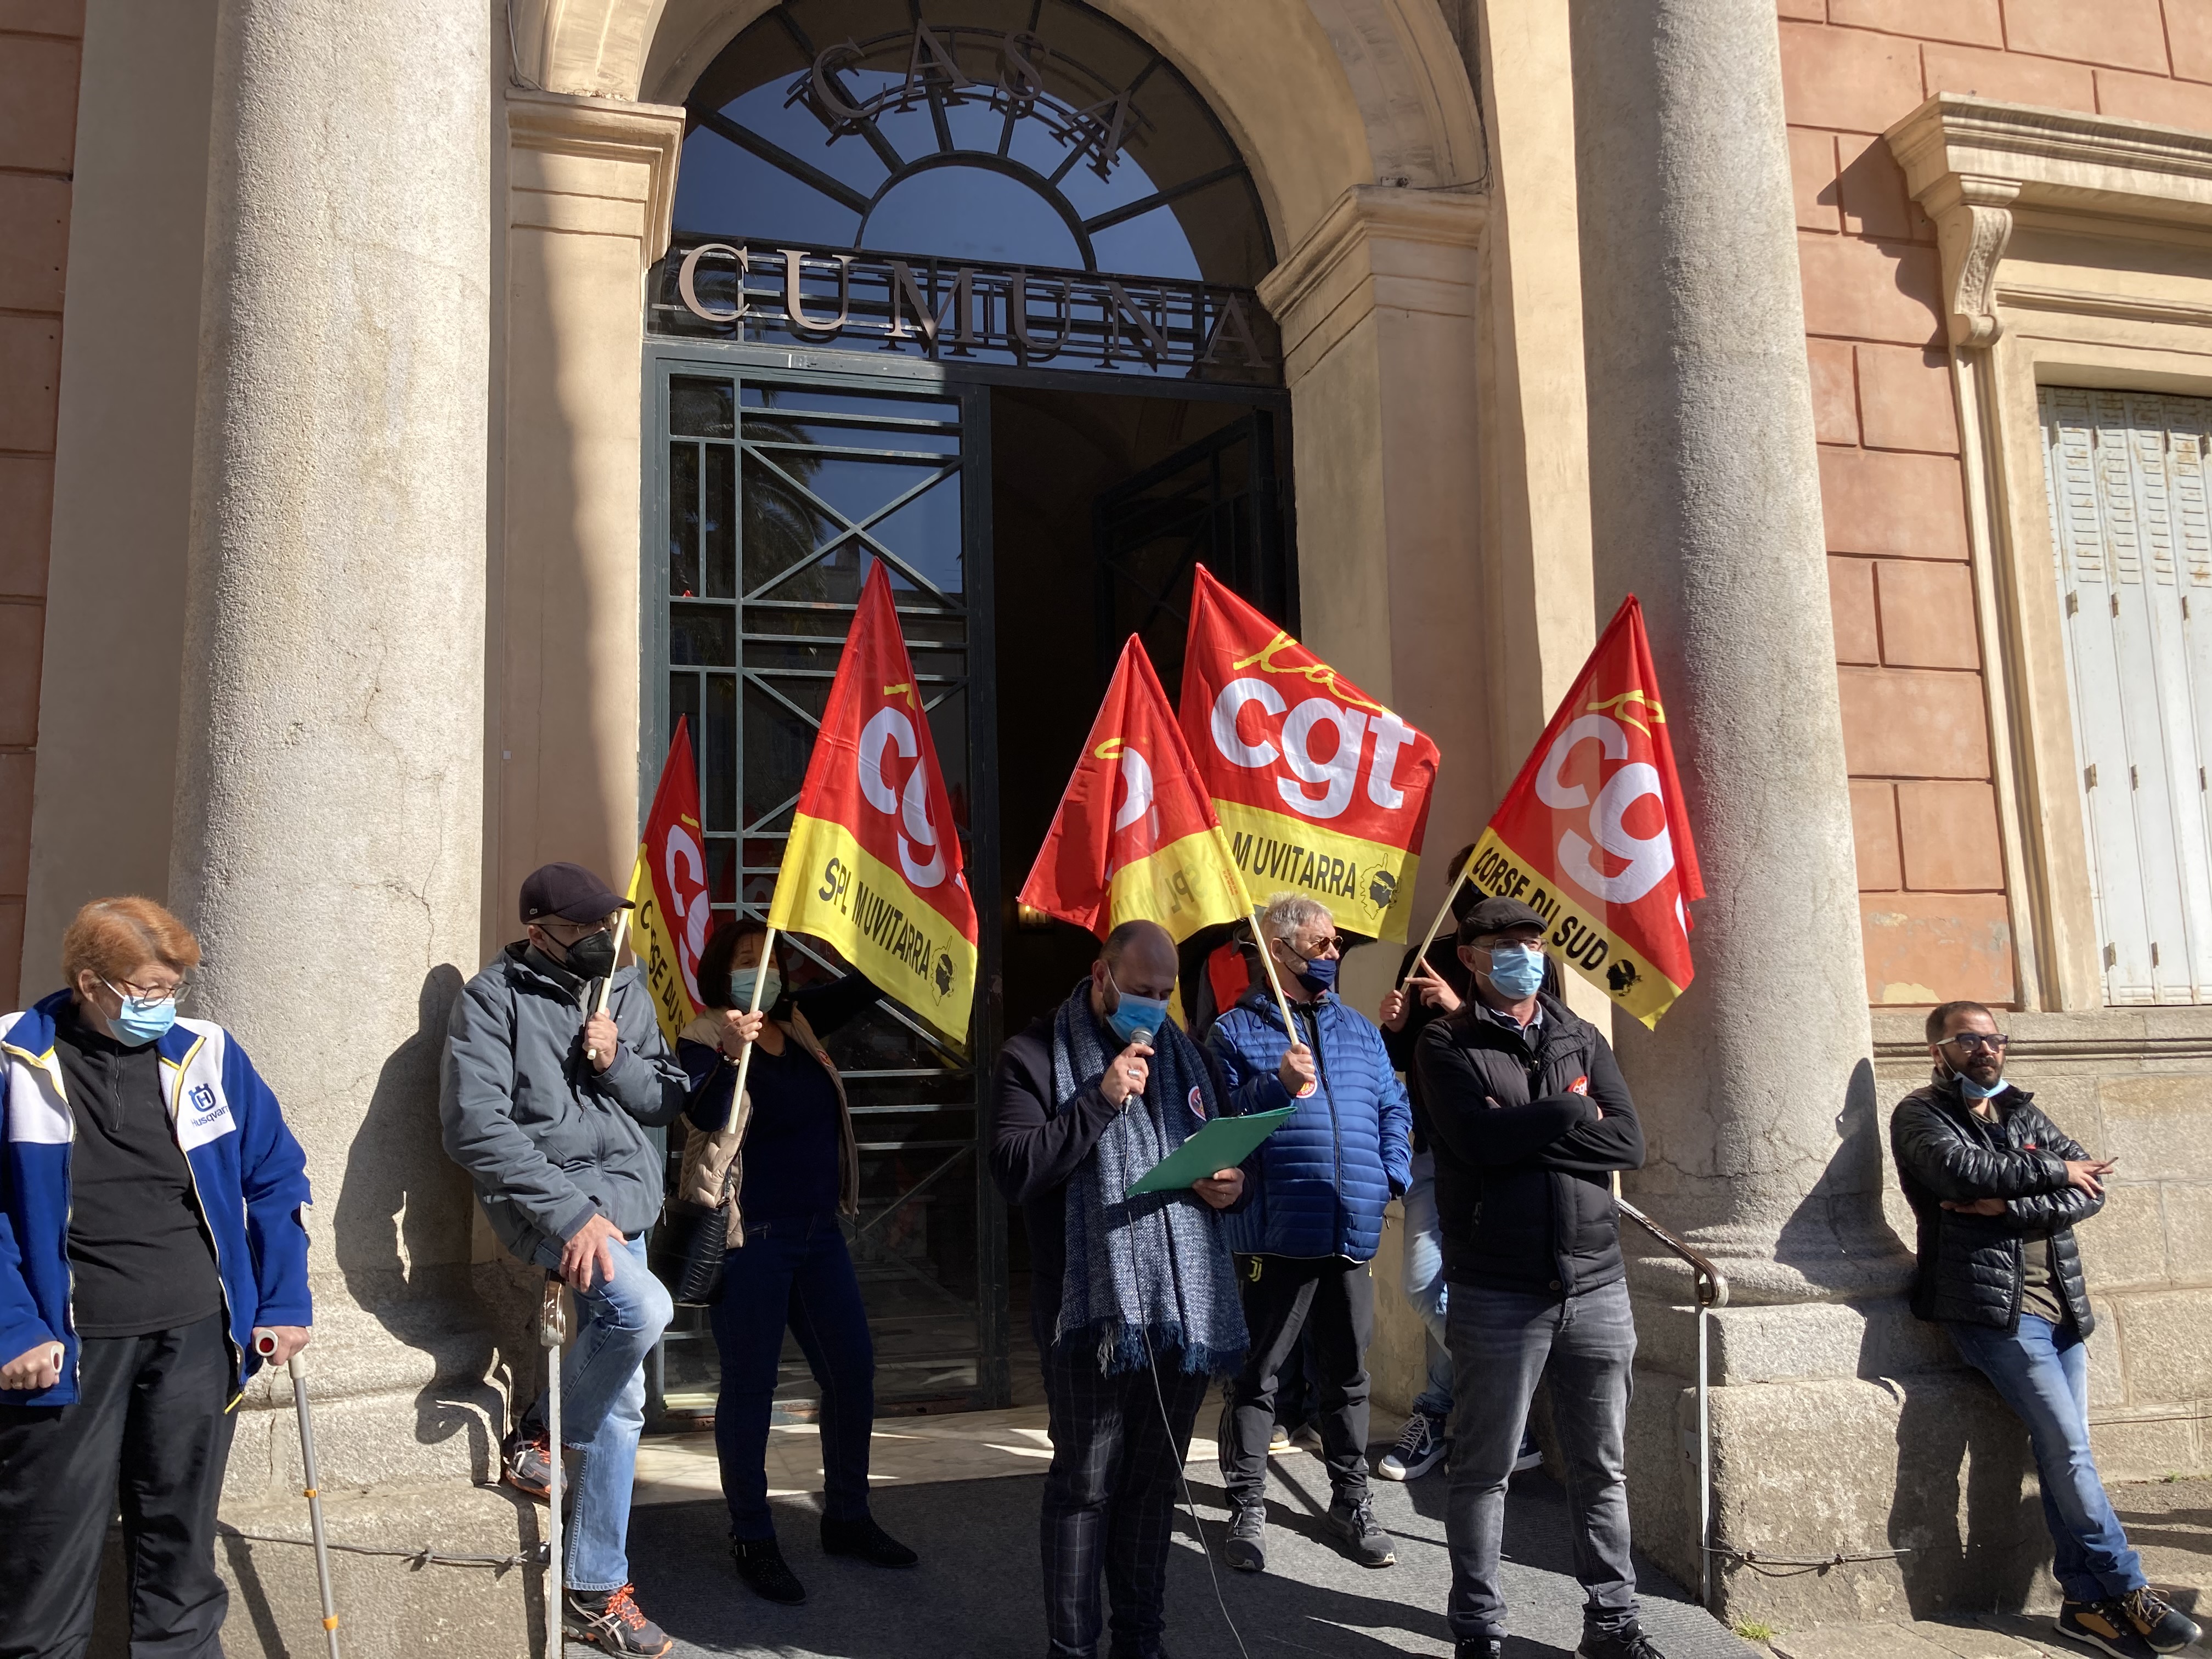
[1125,1104,1298,1198]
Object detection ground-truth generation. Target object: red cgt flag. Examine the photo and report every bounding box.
[767,562,980,1043]
[625,718,713,1049]
[1464,595,1704,1028]
[1178,566,1439,941]
[1020,636,1250,943]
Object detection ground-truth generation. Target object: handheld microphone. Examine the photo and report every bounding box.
[1128,1026,1154,1048]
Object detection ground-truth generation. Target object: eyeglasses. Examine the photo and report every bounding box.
[1294,935,1342,958]
[1941,1031,2009,1053]
[105,976,191,1008]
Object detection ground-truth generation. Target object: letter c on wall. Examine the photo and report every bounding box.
[678,242,748,322]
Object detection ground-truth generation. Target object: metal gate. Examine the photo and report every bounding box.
[649,356,1005,1415]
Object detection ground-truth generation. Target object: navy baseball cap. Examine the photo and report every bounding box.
[520,862,631,925]
[1456,895,1548,945]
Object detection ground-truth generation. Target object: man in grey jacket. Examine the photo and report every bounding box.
[442,861,690,1658]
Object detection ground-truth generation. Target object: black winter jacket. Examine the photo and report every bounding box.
[1890,1073,2100,1335]
[1414,993,1644,1296]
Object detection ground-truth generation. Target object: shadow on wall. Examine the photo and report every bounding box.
[1887,1367,2045,1617]
[1769,1059,1916,1297]
[331,964,504,1481]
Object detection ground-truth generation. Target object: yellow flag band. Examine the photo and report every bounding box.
[1105,825,1251,944]
[627,848,699,1052]
[1212,799,1421,942]
[768,813,978,1044]
[1463,828,1686,1029]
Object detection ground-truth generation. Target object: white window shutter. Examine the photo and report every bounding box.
[2041,387,2212,1003]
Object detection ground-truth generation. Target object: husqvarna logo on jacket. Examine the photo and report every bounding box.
[172,1033,237,1151]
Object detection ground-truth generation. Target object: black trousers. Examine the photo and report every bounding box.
[1039,1339,1209,1659]
[1218,1254,1374,1512]
[0,1314,236,1659]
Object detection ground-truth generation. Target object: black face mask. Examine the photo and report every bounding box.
[553,927,616,980]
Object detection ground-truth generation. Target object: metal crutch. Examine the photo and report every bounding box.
[540,1276,567,1651]
[257,1331,341,1659]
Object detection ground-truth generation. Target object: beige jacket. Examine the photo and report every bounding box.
[674,1006,861,1245]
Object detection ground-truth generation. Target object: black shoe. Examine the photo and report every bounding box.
[821,1514,918,1567]
[1458,1642,1505,1659]
[1325,1493,1395,1567]
[2059,1600,2162,1659]
[563,1584,673,1656]
[1223,1505,1265,1573]
[1513,1431,1543,1474]
[731,1537,807,1605]
[2117,1588,2203,1655]
[500,1427,552,1501]
[1578,1626,1664,1659]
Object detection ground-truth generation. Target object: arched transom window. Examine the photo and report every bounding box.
[654,1,1280,381]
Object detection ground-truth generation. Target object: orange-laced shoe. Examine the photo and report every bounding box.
[563,1583,672,1657]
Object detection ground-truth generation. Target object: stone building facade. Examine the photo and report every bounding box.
[0,0,2204,1651]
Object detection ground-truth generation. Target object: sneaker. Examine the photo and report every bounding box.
[1458,1642,1505,1659]
[1268,1422,1290,1452]
[2059,1599,2164,1659]
[501,1427,552,1502]
[1579,1625,1665,1659]
[731,1537,806,1605]
[563,1584,672,1657]
[821,1514,918,1567]
[1377,1413,1448,1481]
[1223,1505,1265,1573]
[1514,1432,1543,1474]
[2119,1588,2202,1655]
[1325,1493,1395,1567]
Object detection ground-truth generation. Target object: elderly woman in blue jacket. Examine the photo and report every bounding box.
[0,896,312,1658]
[1206,891,1412,1578]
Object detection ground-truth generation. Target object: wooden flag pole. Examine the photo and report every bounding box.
[582,905,636,1063]
[726,925,780,1131]
[1396,859,1476,992]
[1248,905,1303,1046]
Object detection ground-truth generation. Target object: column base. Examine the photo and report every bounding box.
[1625,1297,2062,1628]
[91,1481,539,1657]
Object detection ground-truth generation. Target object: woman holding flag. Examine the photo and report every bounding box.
[673,919,916,1606]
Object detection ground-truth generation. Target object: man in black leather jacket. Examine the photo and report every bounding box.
[1891,1000,2197,1659]
[1415,898,1654,1659]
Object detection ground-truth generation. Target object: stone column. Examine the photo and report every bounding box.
[169,3,522,1650]
[1570,0,1901,1301]
[1568,0,1937,1625]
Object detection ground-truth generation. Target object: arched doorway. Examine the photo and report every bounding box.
[645,0,1295,1416]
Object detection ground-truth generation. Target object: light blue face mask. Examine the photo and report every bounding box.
[1104,969,1170,1046]
[730,966,781,1012]
[1483,942,1546,1000]
[105,982,178,1046]
[1953,1065,2005,1100]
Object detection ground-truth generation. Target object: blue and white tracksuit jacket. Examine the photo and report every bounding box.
[0,990,312,1406]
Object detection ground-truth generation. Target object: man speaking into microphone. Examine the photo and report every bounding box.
[992,919,1295,1659]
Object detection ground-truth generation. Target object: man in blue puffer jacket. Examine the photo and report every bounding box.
[1207,893,1413,1575]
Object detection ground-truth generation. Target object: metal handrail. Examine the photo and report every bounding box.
[1616,1197,1729,1609]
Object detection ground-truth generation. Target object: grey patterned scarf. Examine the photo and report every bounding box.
[1048,980,1248,1377]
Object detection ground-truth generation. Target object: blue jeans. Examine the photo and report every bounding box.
[1447,1279,1639,1641]
[709,1211,876,1541]
[525,1232,673,1592]
[1402,1150,1453,1421]
[1948,1317,2145,1603]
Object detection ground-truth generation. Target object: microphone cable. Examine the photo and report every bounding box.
[1122,1020,1251,1658]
